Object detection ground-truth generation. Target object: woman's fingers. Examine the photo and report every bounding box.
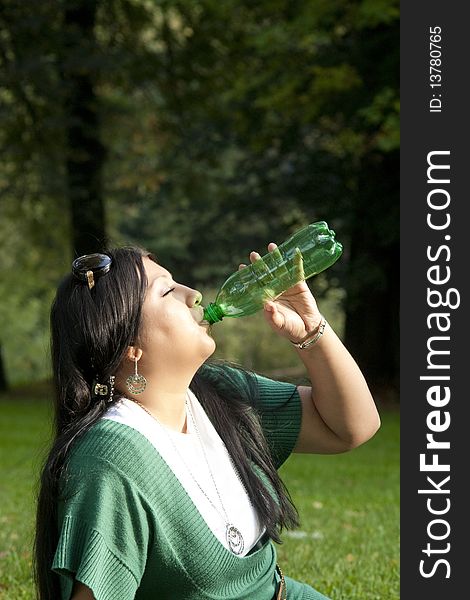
[245,242,277,267]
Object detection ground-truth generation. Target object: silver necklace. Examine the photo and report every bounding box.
[129,395,245,555]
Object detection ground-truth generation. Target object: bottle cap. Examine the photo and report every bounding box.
[203,303,225,324]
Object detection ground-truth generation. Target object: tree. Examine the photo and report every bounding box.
[0,0,399,390]
[115,0,399,390]
[0,0,108,385]
[62,0,107,255]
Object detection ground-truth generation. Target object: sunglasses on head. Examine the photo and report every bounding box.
[72,253,112,289]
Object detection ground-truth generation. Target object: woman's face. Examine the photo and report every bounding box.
[137,256,216,372]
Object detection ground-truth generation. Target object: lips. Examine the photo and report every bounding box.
[196,306,208,325]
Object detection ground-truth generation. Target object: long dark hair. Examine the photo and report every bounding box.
[34,246,298,599]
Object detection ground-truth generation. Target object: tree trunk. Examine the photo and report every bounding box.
[343,151,399,396]
[62,0,107,257]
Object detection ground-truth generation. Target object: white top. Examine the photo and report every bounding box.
[103,389,264,556]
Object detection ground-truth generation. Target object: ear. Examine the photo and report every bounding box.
[126,346,143,362]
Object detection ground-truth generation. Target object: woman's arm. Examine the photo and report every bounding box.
[245,243,381,454]
[292,322,380,454]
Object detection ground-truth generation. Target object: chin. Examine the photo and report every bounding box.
[193,325,216,361]
[191,339,216,374]
[204,336,217,357]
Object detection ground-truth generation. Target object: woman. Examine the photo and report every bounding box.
[34,244,380,600]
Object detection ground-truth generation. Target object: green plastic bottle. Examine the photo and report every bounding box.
[203,221,342,325]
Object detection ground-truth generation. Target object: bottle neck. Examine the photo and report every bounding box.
[203,303,224,324]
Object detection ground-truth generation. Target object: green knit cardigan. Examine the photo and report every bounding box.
[52,368,330,600]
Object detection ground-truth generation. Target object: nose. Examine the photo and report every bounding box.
[192,291,202,307]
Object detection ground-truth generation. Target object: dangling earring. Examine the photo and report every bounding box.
[126,358,147,394]
[108,375,116,403]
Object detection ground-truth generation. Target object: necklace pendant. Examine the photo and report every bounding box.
[226,524,244,555]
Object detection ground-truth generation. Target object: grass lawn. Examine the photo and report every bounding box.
[0,392,399,600]
[276,408,399,599]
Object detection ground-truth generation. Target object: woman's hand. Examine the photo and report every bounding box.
[240,242,380,455]
[239,242,323,343]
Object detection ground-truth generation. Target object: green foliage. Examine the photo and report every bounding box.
[115,0,399,278]
[0,0,399,386]
[0,195,69,385]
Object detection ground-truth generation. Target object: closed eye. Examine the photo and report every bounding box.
[162,287,175,297]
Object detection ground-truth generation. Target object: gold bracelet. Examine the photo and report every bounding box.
[290,316,327,350]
